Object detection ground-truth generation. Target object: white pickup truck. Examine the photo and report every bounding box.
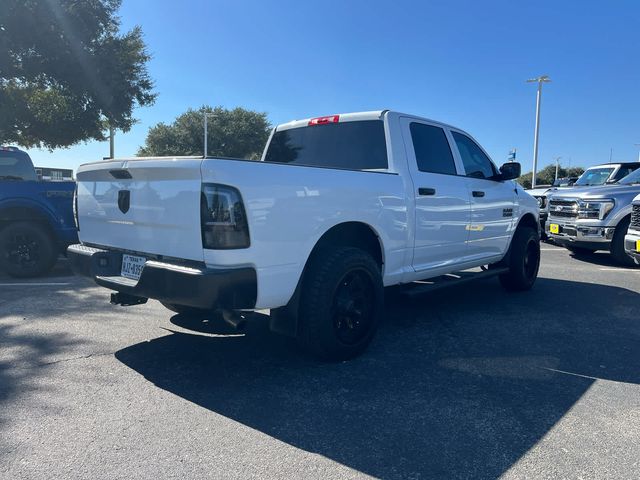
[68,110,540,360]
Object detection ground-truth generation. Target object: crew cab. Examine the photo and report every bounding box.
[624,194,640,264]
[0,146,77,277]
[546,167,640,266]
[68,111,540,360]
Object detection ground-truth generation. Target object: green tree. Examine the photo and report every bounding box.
[516,164,585,189]
[0,0,156,149]
[138,106,271,159]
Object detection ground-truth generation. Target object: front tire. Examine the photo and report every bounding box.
[0,222,58,278]
[499,226,540,291]
[297,247,383,361]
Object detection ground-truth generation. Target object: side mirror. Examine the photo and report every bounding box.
[498,162,521,181]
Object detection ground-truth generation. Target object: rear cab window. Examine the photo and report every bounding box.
[0,150,37,181]
[612,166,638,181]
[264,120,388,170]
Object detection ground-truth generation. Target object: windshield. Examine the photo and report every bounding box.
[574,167,614,186]
[0,150,36,181]
[618,167,640,185]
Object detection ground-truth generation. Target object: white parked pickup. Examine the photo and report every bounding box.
[68,110,540,360]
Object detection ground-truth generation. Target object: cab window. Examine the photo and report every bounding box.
[451,132,497,179]
[409,123,457,175]
[0,150,37,181]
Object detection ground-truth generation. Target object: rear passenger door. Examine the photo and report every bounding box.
[450,130,515,260]
[400,118,471,272]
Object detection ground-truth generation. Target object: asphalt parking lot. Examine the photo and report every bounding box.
[1,244,639,480]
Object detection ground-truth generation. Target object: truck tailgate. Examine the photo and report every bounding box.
[76,158,204,262]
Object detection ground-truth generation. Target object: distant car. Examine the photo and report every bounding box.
[0,146,77,277]
[526,186,552,236]
[624,193,640,264]
[528,165,640,237]
[573,162,640,187]
[552,177,578,187]
[546,167,640,266]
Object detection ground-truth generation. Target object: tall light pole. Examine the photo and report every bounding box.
[109,126,115,159]
[634,143,640,162]
[203,111,217,157]
[527,75,551,188]
[554,156,562,180]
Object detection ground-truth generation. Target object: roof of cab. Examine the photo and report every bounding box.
[589,162,640,169]
[275,110,459,132]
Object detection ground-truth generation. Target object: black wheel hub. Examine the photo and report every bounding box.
[5,233,40,268]
[331,269,375,345]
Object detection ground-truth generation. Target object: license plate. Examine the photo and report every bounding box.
[549,223,560,234]
[121,254,146,281]
[637,240,640,253]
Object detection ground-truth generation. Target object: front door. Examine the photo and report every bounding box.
[450,130,515,261]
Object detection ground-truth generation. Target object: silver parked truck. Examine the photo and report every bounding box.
[624,194,640,264]
[546,167,640,266]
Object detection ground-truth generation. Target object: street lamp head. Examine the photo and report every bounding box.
[526,75,551,83]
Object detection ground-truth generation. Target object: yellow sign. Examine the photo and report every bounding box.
[549,224,560,234]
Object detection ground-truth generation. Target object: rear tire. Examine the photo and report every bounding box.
[297,247,383,361]
[610,216,635,267]
[499,226,540,291]
[0,222,58,278]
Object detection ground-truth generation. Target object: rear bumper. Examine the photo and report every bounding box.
[67,244,257,310]
[624,230,640,264]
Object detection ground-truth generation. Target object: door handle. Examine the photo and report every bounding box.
[472,191,485,198]
[418,187,436,196]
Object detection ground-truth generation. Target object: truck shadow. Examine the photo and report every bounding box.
[115,278,640,479]
[566,250,640,269]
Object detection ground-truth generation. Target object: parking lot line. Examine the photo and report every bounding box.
[597,268,640,272]
[0,282,71,286]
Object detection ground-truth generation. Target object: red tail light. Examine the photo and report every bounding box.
[308,115,340,126]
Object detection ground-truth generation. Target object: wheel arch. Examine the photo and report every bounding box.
[0,203,57,235]
[516,212,539,234]
[307,221,384,269]
[270,221,385,338]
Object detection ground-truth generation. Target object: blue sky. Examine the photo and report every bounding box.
[30,0,640,173]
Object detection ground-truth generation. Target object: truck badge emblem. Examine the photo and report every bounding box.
[555,206,562,212]
[118,190,130,214]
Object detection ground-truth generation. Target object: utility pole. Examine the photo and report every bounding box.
[203,110,217,157]
[554,156,562,180]
[634,143,640,162]
[109,126,115,159]
[526,75,551,188]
